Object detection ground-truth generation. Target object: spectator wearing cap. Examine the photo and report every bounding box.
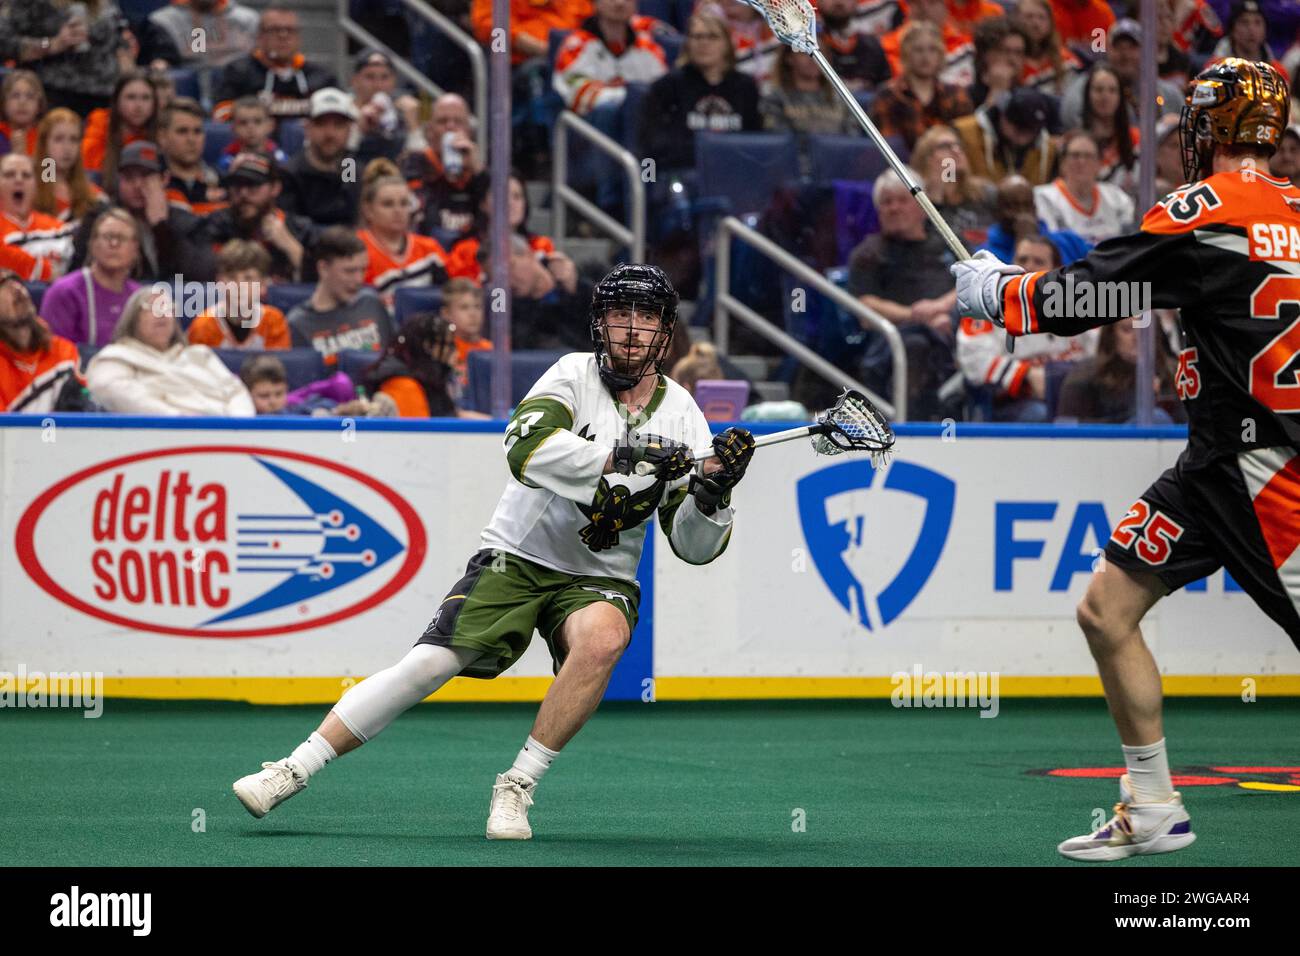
[349,49,411,164]
[148,0,260,72]
[0,153,77,282]
[399,93,488,242]
[0,268,86,413]
[158,98,227,217]
[212,5,338,124]
[199,150,319,283]
[286,227,395,365]
[953,87,1057,184]
[868,21,974,152]
[42,206,142,348]
[70,141,215,285]
[1272,125,1300,187]
[1048,0,1115,49]
[1059,21,1185,130]
[278,88,383,229]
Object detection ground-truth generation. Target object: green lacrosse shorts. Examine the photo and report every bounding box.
[417,549,641,679]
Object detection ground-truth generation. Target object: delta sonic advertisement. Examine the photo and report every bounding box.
[0,423,566,685]
[654,425,1300,690]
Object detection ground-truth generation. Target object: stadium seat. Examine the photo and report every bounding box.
[464,349,568,414]
[809,134,890,186]
[120,0,168,18]
[213,348,326,391]
[637,0,676,27]
[276,119,305,157]
[658,32,683,66]
[263,284,315,315]
[695,132,799,216]
[167,68,201,102]
[392,287,443,325]
[202,122,235,169]
[25,281,49,311]
[76,343,100,367]
[335,349,380,388]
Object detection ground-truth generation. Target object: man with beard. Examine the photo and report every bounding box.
[820,0,892,93]
[278,88,380,229]
[0,268,85,413]
[200,150,320,283]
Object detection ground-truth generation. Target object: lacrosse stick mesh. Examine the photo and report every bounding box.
[811,389,896,466]
[735,0,819,54]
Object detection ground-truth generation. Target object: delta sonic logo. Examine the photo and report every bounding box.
[1029,766,1300,794]
[797,458,955,630]
[16,446,426,637]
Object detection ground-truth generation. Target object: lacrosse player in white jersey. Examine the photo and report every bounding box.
[232,263,755,839]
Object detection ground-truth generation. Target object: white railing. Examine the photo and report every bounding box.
[715,216,906,421]
[551,111,646,261]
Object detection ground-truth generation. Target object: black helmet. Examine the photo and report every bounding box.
[589,263,678,393]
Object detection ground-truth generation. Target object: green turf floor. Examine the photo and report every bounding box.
[1,698,1296,866]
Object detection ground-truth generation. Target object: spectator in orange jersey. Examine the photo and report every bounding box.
[945,0,1005,37]
[0,70,46,160]
[440,277,491,399]
[880,0,976,87]
[357,158,449,307]
[363,310,486,418]
[33,109,107,228]
[158,98,227,216]
[1049,0,1115,48]
[82,69,159,193]
[470,0,591,65]
[0,268,86,413]
[188,240,292,351]
[0,153,76,281]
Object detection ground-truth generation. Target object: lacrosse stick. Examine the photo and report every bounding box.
[634,388,895,476]
[733,0,1017,352]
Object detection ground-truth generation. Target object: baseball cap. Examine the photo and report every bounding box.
[1109,18,1142,45]
[353,48,394,73]
[310,87,360,122]
[119,141,163,173]
[224,150,278,186]
[1003,88,1051,135]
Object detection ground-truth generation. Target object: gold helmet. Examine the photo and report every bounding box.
[1180,58,1290,182]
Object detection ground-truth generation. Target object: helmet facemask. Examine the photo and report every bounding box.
[592,302,673,393]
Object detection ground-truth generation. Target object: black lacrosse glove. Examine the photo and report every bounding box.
[579,479,633,552]
[611,432,694,481]
[710,427,755,487]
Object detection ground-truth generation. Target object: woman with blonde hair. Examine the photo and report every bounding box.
[356,158,449,307]
[86,286,255,416]
[0,70,47,158]
[910,124,997,246]
[670,341,725,396]
[33,108,106,225]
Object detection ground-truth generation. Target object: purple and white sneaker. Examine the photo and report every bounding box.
[1057,774,1196,861]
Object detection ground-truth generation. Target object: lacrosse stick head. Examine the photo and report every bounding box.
[811,388,896,467]
[734,0,819,55]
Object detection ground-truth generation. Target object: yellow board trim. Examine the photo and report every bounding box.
[87,674,1300,704]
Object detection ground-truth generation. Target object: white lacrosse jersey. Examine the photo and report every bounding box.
[1033,178,1136,247]
[480,352,733,582]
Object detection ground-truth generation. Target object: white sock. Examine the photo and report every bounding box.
[1122,738,1174,803]
[289,732,336,779]
[332,643,479,743]
[511,736,558,784]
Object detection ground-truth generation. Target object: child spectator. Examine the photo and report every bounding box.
[86,287,255,416]
[189,240,291,350]
[357,159,449,307]
[82,69,159,192]
[33,109,107,226]
[158,98,227,216]
[287,227,394,364]
[42,206,142,347]
[0,153,76,281]
[219,97,289,173]
[240,353,290,415]
[0,70,46,159]
[441,277,491,397]
[0,268,85,413]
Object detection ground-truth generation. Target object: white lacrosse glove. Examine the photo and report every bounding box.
[950,250,1024,328]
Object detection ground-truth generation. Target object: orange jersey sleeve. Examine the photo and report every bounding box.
[379,375,432,417]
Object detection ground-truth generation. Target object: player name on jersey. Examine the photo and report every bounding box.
[1248,221,1300,261]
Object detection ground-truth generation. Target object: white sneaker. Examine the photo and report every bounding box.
[233,759,308,819]
[486,771,535,840]
[1057,774,1196,861]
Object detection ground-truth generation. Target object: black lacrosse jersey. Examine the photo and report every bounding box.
[1000,169,1300,467]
